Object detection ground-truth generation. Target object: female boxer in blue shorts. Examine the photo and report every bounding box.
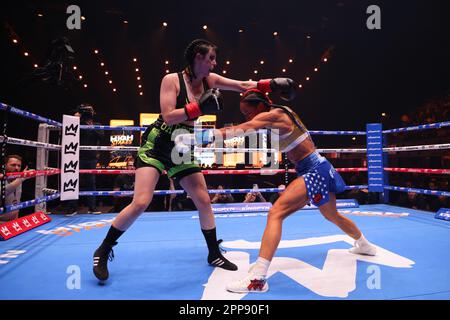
[178,89,377,293]
[226,89,377,292]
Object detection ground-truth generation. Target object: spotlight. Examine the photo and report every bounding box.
[163,22,168,27]
[273,31,278,36]
[203,25,208,30]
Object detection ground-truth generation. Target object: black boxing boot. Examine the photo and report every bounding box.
[93,226,124,281]
[93,241,117,281]
[202,228,238,271]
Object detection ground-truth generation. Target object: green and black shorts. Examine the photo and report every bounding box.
[135,115,201,180]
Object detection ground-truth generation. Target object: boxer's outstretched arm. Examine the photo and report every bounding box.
[208,73,257,92]
[216,112,281,139]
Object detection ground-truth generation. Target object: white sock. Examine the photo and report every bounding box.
[356,233,369,246]
[250,257,271,277]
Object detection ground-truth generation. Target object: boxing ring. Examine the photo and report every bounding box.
[0,102,449,300]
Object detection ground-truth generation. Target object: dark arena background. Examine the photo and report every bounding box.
[0,0,449,312]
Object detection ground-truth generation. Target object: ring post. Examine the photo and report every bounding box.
[366,123,384,203]
[35,123,51,213]
[283,153,289,185]
[0,107,8,213]
[382,130,390,203]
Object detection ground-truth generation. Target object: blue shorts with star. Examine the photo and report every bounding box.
[295,151,347,207]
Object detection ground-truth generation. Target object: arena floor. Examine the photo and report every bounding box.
[1,204,449,300]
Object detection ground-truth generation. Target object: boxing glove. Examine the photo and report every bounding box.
[184,88,223,120]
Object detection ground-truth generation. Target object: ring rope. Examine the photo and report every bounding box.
[5,184,449,215]
[383,143,450,152]
[309,130,366,135]
[5,167,450,180]
[77,185,367,197]
[0,193,60,214]
[4,136,447,154]
[2,101,448,135]
[0,102,61,126]
[384,186,450,197]
[194,147,278,153]
[383,121,450,134]
[2,136,61,150]
[385,168,450,174]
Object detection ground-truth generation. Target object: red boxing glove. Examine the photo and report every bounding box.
[184,88,223,120]
[184,101,201,120]
[257,79,272,93]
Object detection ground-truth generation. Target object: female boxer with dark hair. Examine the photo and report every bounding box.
[92,39,297,282]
